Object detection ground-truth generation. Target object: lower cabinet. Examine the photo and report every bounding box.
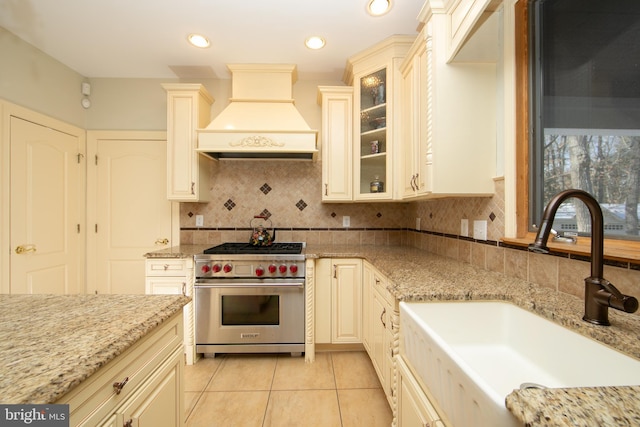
[59,312,184,427]
[363,261,396,405]
[315,258,363,344]
[145,257,197,365]
[397,356,445,427]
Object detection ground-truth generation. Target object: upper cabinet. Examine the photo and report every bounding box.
[317,86,354,202]
[162,84,214,202]
[345,36,414,201]
[398,1,499,199]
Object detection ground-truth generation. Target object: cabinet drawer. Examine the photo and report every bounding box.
[59,313,184,426]
[145,259,189,276]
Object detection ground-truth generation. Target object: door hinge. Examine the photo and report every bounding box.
[95,155,98,165]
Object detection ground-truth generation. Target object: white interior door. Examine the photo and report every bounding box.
[10,116,83,294]
[88,131,175,295]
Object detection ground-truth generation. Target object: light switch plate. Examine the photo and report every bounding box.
[461,219,469,237]
[343,216,350,227]
[195,215,204,227]
[473,220,487,240]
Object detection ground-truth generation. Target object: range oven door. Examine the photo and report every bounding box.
[195,279,305,351]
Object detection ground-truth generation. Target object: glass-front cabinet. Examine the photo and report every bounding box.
[348,36,414,201]
[358,68,388,197]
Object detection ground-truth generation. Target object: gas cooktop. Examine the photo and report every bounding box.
[203,242,303,255]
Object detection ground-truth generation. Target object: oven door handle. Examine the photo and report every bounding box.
[195,282,304,289]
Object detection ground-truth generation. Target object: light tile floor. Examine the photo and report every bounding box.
[184,351,393,427]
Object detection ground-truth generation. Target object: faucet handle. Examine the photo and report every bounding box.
[598,278,624,300]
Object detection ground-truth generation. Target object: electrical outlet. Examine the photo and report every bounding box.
[473,220,487,240]
[461,219,469,237]
[343,216,350,227]
[195,215,204,227]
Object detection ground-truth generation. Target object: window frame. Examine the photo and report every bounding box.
[507,0,640,263]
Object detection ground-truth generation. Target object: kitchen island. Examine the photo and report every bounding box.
[0,293,189,416]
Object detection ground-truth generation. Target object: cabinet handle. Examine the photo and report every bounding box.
[124,420,133,427]
[191,182,195,195]
[182,282,186,296]
[113,376,129,395]
[415,173,420,191]
[375,278,380,285]
[325,183,328,196]
[14,244,37,254]
[410,175,416,191]
[155,238,169,245]
[333,265,337,279]
[380,307,386,328]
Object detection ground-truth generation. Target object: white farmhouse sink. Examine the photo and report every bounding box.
[399,301,640,427]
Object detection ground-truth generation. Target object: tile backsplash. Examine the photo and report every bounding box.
[180,163,639,316]
[180,160,409,245]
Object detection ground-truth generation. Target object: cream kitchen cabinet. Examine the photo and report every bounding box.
[59,312,184,427]
[315,258,362,344]
[399,33,429,200]
[317,86,353,202]
[145,257,197,365]
[344,35,414,201]
[363,261,397,405]
[397,355,445,427]
[403,5,497,198]
[162,83,213,202]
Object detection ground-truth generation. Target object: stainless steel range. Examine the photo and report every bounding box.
[194,242,305,357]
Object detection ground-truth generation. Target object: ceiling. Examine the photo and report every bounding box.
[0,0,425,80]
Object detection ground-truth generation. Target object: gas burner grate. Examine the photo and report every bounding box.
[203,242,303,255]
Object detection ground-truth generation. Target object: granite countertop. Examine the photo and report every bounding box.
[304,244,640,427]
[0,294,189,404]
[144,244,210,258]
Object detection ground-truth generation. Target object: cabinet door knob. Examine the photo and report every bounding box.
[113,376,129,395]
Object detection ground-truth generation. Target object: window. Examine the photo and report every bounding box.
[529,0,640,240]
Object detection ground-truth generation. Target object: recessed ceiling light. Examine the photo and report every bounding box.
[305,36,326,50]
[187,33,210,48]
[367,0,392,16]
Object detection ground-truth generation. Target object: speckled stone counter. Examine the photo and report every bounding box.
[144,244,210,258]
[0,294,189,404]
[304,244,640,427]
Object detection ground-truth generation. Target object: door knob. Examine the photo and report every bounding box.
[15,244,36,254]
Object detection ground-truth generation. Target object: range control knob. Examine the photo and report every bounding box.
[223,263,233,273]
[255,266,265,277]
[289,264,299,274]
[278,264,288,274]
[201,264,211,274]
[212,264,222,273]
[268,264,277,274]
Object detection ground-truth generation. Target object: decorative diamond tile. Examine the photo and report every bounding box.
[224,199,236,211]
[489,212,496,222]
[376,212,382,218]
[188,212,193,217]
[331,212,337,218]
[296,200,307,211]
[260,183,272,195]
[261,209,271,218]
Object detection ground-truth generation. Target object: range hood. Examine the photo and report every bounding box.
[197,64,318,160]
